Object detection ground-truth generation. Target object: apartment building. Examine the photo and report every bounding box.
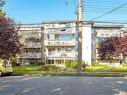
[122,28,127,36]
[92,24,123,60]
[18,24,44,64]
[81,22,124,65]
[17,21,125,65]
[42,21,76,66]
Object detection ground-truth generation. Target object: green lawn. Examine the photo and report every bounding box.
[13,65,127,77]
[13,66,42,75]
[85,65,108,72]
[85,65,127,72]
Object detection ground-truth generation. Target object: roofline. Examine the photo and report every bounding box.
[42,20,76,24]
[16,23,42,25]
[93,24,124,28]
[15,23,43,28]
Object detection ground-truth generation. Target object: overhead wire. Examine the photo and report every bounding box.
[73,0,77,10]
[89,2,127,21]
[5,0,127,25]
[73,0,78,15]
[82,0,127,22]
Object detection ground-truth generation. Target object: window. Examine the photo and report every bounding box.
[61,29,66,31]
[25,37,41,43]
[55,34,73,41]
[26,50,28,53]
[65,23,70,27]
[58,48,61,51]
[66,48,71,51]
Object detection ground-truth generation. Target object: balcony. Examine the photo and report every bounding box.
[23,43,42,48]
[20,53,42,59]
[44,29,75,34]
[47,52,76,60]
[45,40,75,47]
[24,33,41,38]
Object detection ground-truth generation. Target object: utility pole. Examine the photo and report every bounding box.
[41,27,44,63]
[77,0,83,75]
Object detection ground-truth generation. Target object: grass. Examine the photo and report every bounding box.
[85,65,127,72]
[13,65,42,71]
[13,65,127,77]
[13,65,42,75]
[104,66,127,72]
[85,65,108,72]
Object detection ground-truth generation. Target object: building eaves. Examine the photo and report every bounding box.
[16,23,43,28]
[93,24,124,28]
[42,20,76,24]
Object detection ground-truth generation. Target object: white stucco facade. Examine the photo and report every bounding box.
[82,24,92,66]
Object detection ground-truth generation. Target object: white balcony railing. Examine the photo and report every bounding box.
[44,29,75,34]
[20,53,41,59]
[24,34,41,38]
[23,43,41,48]
[47,52,76,58]
[45,40,75,46]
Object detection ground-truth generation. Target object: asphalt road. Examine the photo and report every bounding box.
[0,76,127,95]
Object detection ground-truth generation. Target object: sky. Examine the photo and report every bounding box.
[3,0,127,24]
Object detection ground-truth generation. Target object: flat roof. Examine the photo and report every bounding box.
[93,24,124,28]
[16,23,43,28]
[42,20,76,24]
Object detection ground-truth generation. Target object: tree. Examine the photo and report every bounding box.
[0,0,5,16]
[0,9,5,16]
[98,36,127,63]
[0,0,5,7]
[0,16,22,59]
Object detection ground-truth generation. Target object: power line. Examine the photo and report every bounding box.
[84,6,127,9]
[74,0,77,10]
[88,2,127,21]
[84,21,127,24]
[83,10,127,14]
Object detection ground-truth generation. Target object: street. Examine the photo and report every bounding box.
[0,76,127,95]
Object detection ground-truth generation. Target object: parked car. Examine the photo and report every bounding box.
[0,59,13,76]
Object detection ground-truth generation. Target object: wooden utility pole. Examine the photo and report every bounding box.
[77,0,83,75]
[41,27,44,62]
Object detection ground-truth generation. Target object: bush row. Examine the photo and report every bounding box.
[29,61,45,66]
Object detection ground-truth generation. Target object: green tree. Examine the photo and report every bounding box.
[0,0,5,16]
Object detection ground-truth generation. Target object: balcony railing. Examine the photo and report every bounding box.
[44,29,75,34]
[23,43,41,48]
[24,34,41,38]
[20,53,42,59]
[47,52,76,58]
[45,40,75,46]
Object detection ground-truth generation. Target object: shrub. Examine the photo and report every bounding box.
[40,65,61,72]
[92,60,99,66]
[29,61,45,66]
[37,61,45,65]
[82,64,86,71]
[65,60,77,70]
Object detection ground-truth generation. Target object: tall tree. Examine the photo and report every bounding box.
[98,36,127,62]
[0,16,22,59]
[0,0,5,16]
